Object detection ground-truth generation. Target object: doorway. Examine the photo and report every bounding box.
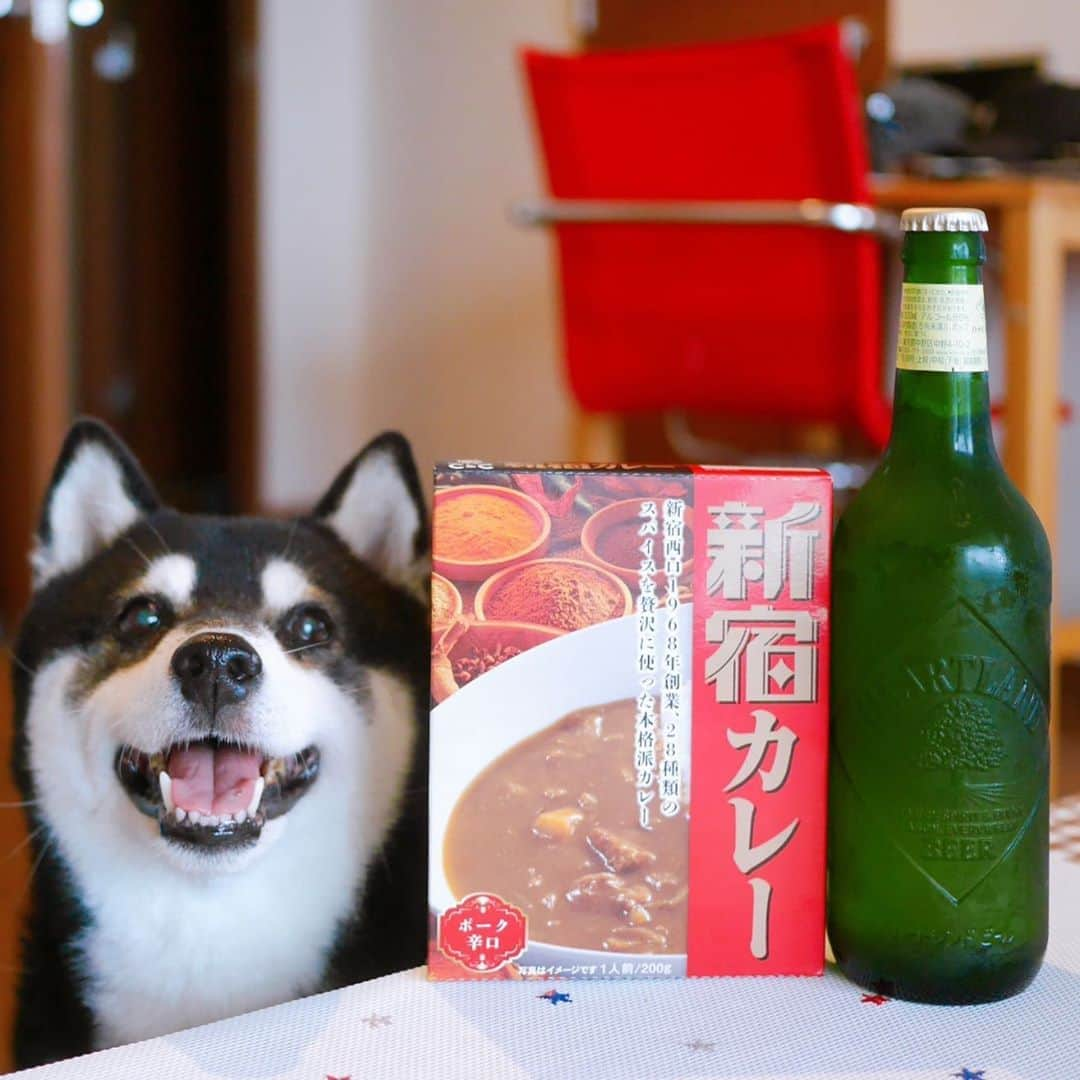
[0,2,257,1066]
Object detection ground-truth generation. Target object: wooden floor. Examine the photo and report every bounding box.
[0,663,1077,1071]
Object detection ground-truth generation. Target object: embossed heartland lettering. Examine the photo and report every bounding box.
[922,837,994,861]
[888,926,1016,950]
[906,805,1024,837]
[904,655,1043,731]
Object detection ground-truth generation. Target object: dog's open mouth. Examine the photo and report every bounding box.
[115,739,320,849]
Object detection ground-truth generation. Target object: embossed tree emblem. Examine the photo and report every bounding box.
[918,698,1005,772]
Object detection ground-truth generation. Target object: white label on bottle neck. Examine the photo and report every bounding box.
[896,283,988,373]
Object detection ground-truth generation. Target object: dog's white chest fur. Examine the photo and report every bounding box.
[82,811,353,1046]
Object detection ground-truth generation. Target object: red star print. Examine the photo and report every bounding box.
[861,993,890,1005]
[327,1075,351,1079]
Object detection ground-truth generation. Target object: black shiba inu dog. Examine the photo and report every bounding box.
[10,420,429,1068]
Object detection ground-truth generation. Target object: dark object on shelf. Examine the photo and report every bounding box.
[902,56,1041,106]
[866,77,975,172]
[968,80,1080,163]
[871,58,1080,174]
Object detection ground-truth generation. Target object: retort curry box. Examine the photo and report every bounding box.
[427,463,832,980]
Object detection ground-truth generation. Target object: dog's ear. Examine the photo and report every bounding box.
[311,432,429,589]
[32,419,160,589]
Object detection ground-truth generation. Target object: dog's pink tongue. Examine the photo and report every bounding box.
[167,746,262,815]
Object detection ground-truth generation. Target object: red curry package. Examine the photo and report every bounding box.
[428,463,832,979]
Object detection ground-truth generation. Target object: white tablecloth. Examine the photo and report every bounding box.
[10,797,1080,1080]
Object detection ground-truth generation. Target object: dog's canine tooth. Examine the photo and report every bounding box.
[262,758,284,782]
[158,772,175,815]
[246,777,265,817]
[175,807,187,822]
[235,809,247,824]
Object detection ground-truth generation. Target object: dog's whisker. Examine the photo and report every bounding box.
[2,644,38,679]
[7,822,48,861]
[139,518,173,559]
[20,831,55,901]
[281,641,327,657]
[68,497,173,558]
[339,684,372,700]
[0,799,40,809]
[281,518,300,561]
[121,535,154,572]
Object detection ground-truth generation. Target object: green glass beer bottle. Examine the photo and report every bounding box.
[828,207,1051,1004]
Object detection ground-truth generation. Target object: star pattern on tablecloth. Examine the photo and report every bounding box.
[358,1014,392,1029]
[326,1075,350,1080]
[538,989,572,1005]
[685,1039,716,1052]
[952,1070,986,1079]
[861,993,890,1005]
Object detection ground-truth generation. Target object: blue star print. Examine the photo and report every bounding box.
[952,1070,986,1080]
[538,989,572,1005]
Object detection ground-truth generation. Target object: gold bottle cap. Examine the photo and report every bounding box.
[900,207,989,232]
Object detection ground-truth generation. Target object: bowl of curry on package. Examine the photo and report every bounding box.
[428,463,833,981]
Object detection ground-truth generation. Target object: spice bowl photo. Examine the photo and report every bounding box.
[431,572,464,635]
[582,498,696,587]
[429,608,693,979]
[432,484,552,581]
[473,557,634,634]
[430,619,563,703]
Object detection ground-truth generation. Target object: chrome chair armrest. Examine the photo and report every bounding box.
[509,198,900,239]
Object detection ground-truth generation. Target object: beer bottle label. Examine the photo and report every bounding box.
[896,283,989,373]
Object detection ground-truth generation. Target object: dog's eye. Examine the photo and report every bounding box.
[281,605,334,652]
[116,596,169,642]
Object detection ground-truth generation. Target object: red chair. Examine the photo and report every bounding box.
[518,22,895,461]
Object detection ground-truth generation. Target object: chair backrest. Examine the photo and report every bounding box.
[522,22,891,448]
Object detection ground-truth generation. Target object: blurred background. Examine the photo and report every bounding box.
[2,0,1080,1065]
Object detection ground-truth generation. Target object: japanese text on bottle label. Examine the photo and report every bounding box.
[896,283,988,373]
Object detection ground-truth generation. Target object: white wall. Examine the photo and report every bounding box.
[259,0,571,510]
[893,0,1080,80]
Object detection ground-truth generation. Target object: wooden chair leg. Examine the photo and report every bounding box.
[571,410,622,463]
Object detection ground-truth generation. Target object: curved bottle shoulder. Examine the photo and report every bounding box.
[835,454,1051,574]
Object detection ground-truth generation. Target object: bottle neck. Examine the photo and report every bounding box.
[890,368,995,461]
[887,230,996,465]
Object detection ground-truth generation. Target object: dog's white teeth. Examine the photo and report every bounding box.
[235,810,247,824]
[189,811,202,825]
[175,807,187,822]
[159,772,175,815]
[246,776,265,817]
[207,814,220,827]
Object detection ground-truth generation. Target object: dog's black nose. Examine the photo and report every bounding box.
[171,632,262,715]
